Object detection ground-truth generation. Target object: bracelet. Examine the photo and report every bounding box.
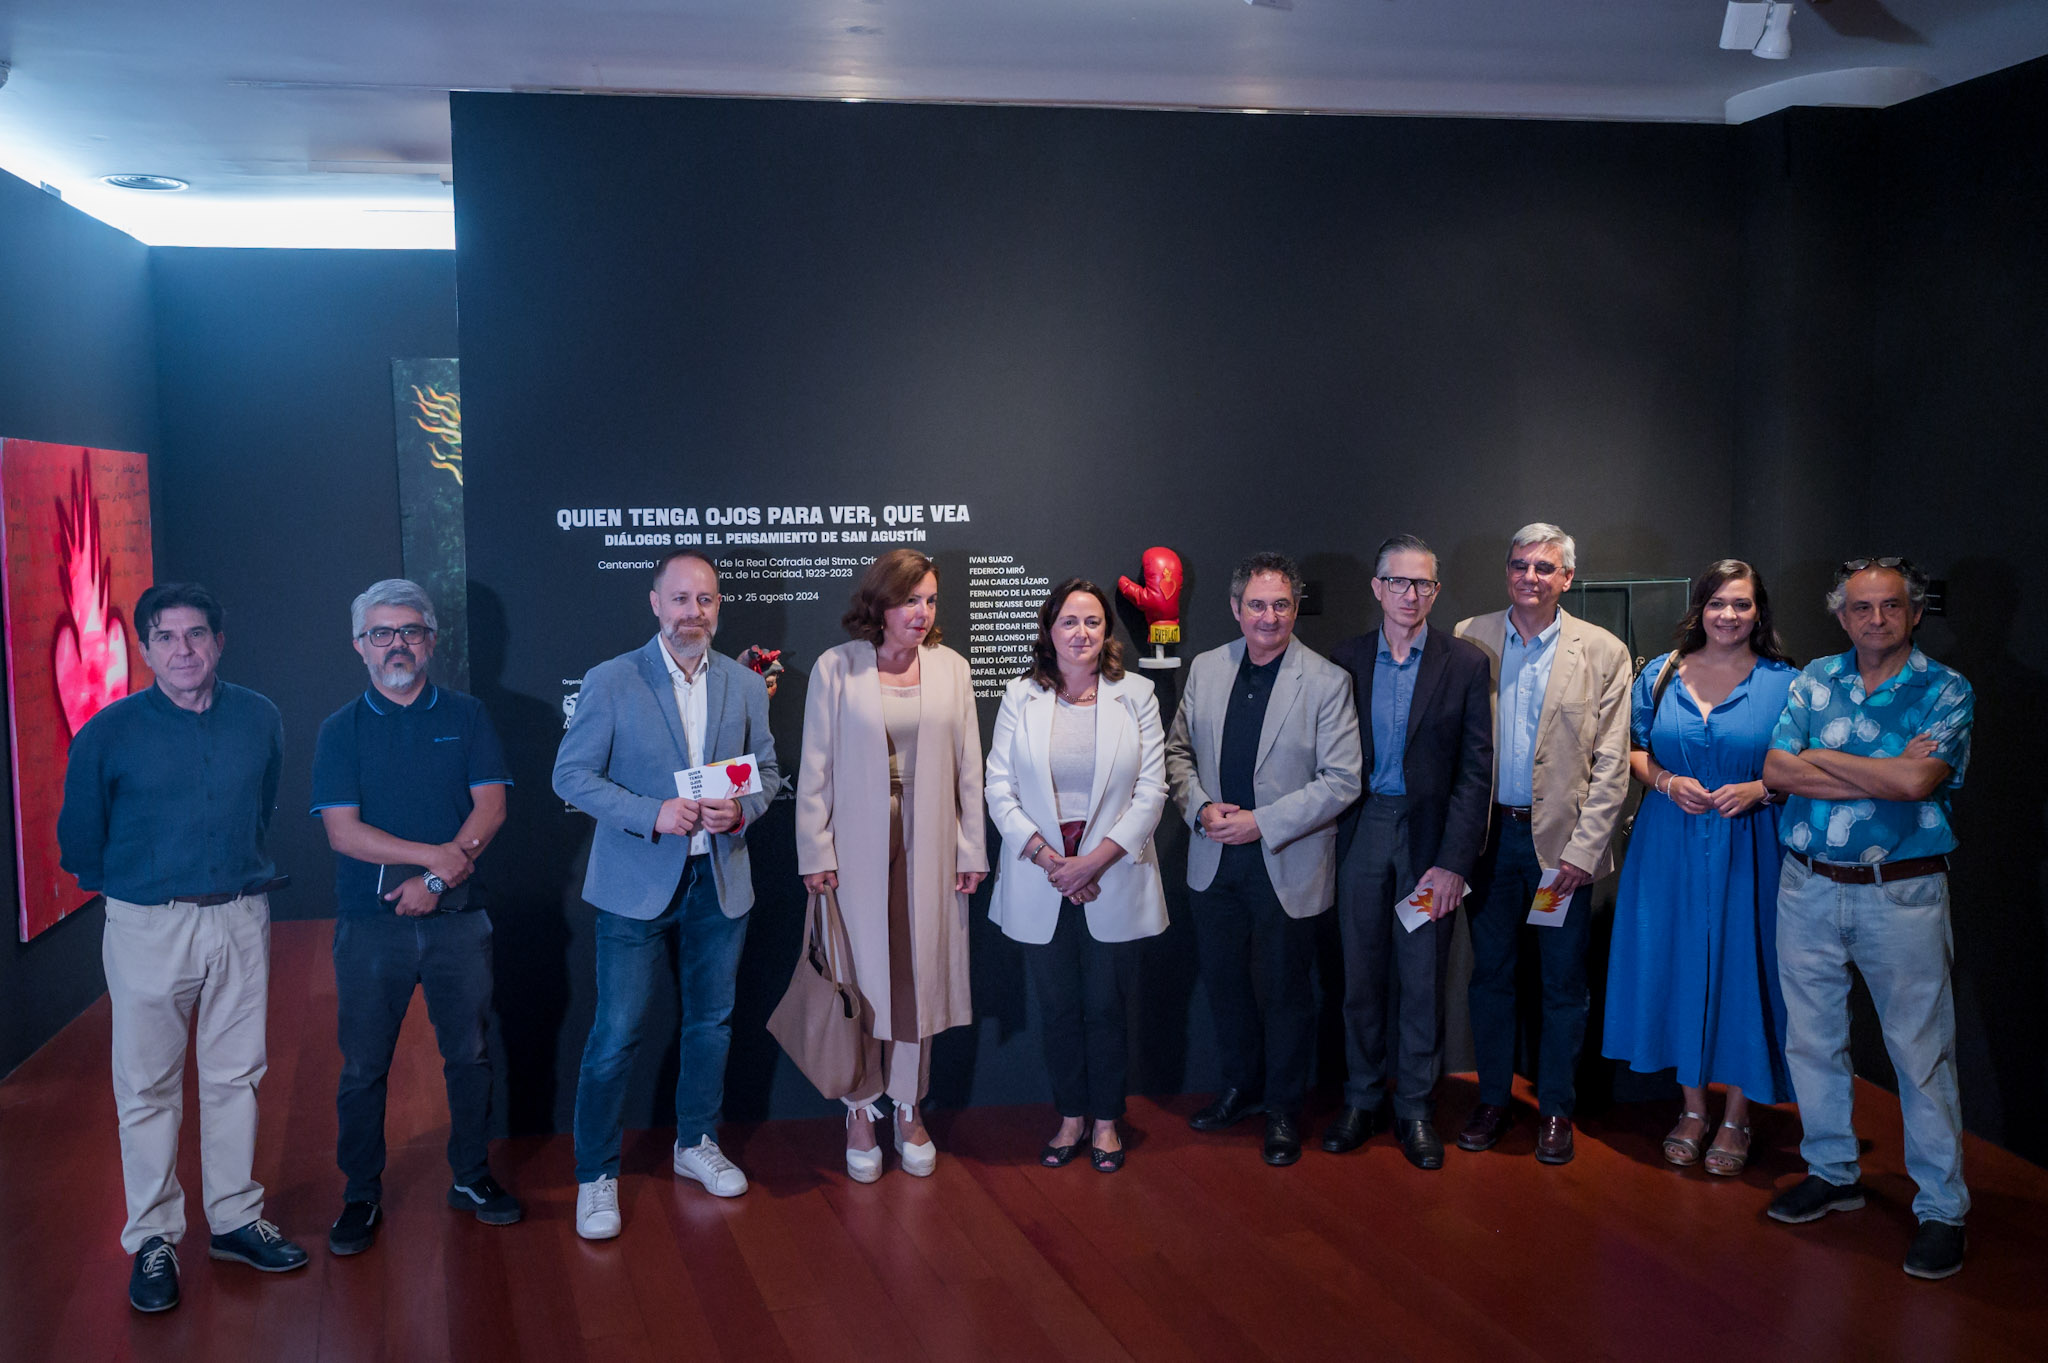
[1655,772,1672,796]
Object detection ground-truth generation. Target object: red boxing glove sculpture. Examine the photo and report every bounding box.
[738,645,785,699]
[1119,547,1184,666]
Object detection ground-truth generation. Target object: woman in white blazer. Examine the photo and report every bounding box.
[985,578,1168,1173]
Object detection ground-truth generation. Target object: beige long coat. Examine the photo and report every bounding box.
[795,640,989,1039]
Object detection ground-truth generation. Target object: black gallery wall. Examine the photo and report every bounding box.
[449,62,2047,1155]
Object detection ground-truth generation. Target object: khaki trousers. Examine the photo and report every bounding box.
[102,893,271,1252]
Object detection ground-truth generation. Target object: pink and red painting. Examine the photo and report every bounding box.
[1,440,154,940]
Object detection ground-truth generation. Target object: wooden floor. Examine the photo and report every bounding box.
[4,921,2046,1363]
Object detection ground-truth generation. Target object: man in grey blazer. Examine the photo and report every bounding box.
[554,551,781,1238]
[1166,552,1363,1165]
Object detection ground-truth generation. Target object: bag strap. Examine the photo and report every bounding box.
[809,886,859,990]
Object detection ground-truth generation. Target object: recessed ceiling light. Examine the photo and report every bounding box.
[99,174,190,192]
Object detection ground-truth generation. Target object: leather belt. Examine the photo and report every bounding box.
[169,876,290,907]
[1494,804,1534,823]
[1789,851,1948,885]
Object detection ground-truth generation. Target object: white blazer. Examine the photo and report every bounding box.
[985,671,1169,945]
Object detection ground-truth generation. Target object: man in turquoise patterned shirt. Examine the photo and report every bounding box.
[1761,558,1974,1280]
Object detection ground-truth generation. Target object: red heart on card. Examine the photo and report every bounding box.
[724,763,752,792]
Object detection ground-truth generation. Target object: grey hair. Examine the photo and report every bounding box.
[1825,560,1929,615]
[1508,522,1576,573]
[350,578,439,637]
[1229,551,1305,605]
[1373,534,1437,578]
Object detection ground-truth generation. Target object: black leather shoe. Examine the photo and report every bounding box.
[1320,1103,1392,1154]
[129,1236,179,1313]
[207,1219,310,1273]
[1188,1088,1263,1132]
[1398,1119,1445,1170]
[1535,1115,1575,1165]
[1456,1102,1513,1152]
[1262,1113,1303,1166]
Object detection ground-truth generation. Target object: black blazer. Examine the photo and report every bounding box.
[1331,626,1494,879]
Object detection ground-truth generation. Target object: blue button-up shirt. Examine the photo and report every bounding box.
[1496,612,1561,805]
[1370,625,1427,796]
[57,680,284,903]
[1769,647,1973,863]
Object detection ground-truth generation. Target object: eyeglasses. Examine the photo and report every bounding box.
[1377,576,1440,598]
[357,624,433,646]
[1835,556,1921,584]
[1507,557,1564,578]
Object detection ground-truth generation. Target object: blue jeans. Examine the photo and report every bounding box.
[573,857,748,1182]
[334,909,496,1203]
[1466,820,1592,1117]
[1776,857,1968,1224]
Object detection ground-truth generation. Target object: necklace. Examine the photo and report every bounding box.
[1058,681,1098,704]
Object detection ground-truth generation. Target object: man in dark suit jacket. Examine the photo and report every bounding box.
[1323,535,1493,1168]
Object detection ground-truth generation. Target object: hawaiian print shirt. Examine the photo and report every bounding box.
[1769,646,1972,863]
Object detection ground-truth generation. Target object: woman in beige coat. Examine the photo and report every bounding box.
[796,549,988,1181]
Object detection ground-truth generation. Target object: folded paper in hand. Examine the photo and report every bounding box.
[1526,866,1570,927]
[675,752,763,800]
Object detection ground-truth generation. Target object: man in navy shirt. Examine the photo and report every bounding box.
[59,582,309,1313]
[310,579,516,1255]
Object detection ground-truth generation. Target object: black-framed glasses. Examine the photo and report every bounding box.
[1507,557,1564,578]
[357,624,434,646]
[1377,576,1441,598]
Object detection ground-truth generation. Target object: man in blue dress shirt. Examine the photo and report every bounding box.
[1761,558,1975,1281]
[1453,524,1633,1165]
[1325,536,1493,1168]
[59,583,309,1313]
[310,579,519,1256]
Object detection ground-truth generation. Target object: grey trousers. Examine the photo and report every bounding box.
[1336,795,1454,1121]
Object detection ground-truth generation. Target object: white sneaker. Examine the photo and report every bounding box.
[673,1137,748,1198]
[894,1104,937,1178]
[576,1176,621,1239]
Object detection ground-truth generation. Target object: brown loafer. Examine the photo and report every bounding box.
[1535,1115,1575,1165]
[1455,1102,1512,1152]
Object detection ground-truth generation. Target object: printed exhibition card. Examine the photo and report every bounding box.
[1,441,154,940]
[1526,866,1571,927]
[1397,879,1470,934]
[675,753,763,800]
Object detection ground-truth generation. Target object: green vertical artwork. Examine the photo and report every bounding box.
[391,358,469,690]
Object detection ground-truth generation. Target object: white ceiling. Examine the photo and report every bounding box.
[2,0,2044,248]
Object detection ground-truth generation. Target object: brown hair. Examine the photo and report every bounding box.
[1028,578,1126,692]
[1672,559,1792,664]
[842,548,943,647]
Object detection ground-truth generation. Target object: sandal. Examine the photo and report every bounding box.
[1704,1121,1751,1177]
[1662,1111,1710,1167]
[1041,1142,1081,1168]
[1090,1145,1125,1174]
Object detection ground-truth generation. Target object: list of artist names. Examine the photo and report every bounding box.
[967,556,1049,698]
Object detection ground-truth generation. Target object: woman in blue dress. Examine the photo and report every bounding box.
[1604,560,1798,1177]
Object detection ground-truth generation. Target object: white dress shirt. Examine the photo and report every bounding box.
[662,642,712,856]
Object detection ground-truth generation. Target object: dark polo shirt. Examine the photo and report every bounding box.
[58,680,284,904]
[1217,650,1283,871]
[309,683,511,915]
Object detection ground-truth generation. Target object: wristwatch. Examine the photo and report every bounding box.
[424,872,449,894]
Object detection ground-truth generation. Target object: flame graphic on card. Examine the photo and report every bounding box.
[1529,887,1567,915]
[1525,867,1570,926]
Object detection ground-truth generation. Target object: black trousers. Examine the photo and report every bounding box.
[1336,794,1454,1121]
[1193,850,1319,1116]
[1023,902,1138,1121]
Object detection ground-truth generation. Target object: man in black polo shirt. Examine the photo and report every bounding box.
[1164,552,1363,1164]
[59,581,309,1313]
[310,579,517,1255]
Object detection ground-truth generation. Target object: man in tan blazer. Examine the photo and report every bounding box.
[1452,523,1631,1165]
[1166,552,1363,1166]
